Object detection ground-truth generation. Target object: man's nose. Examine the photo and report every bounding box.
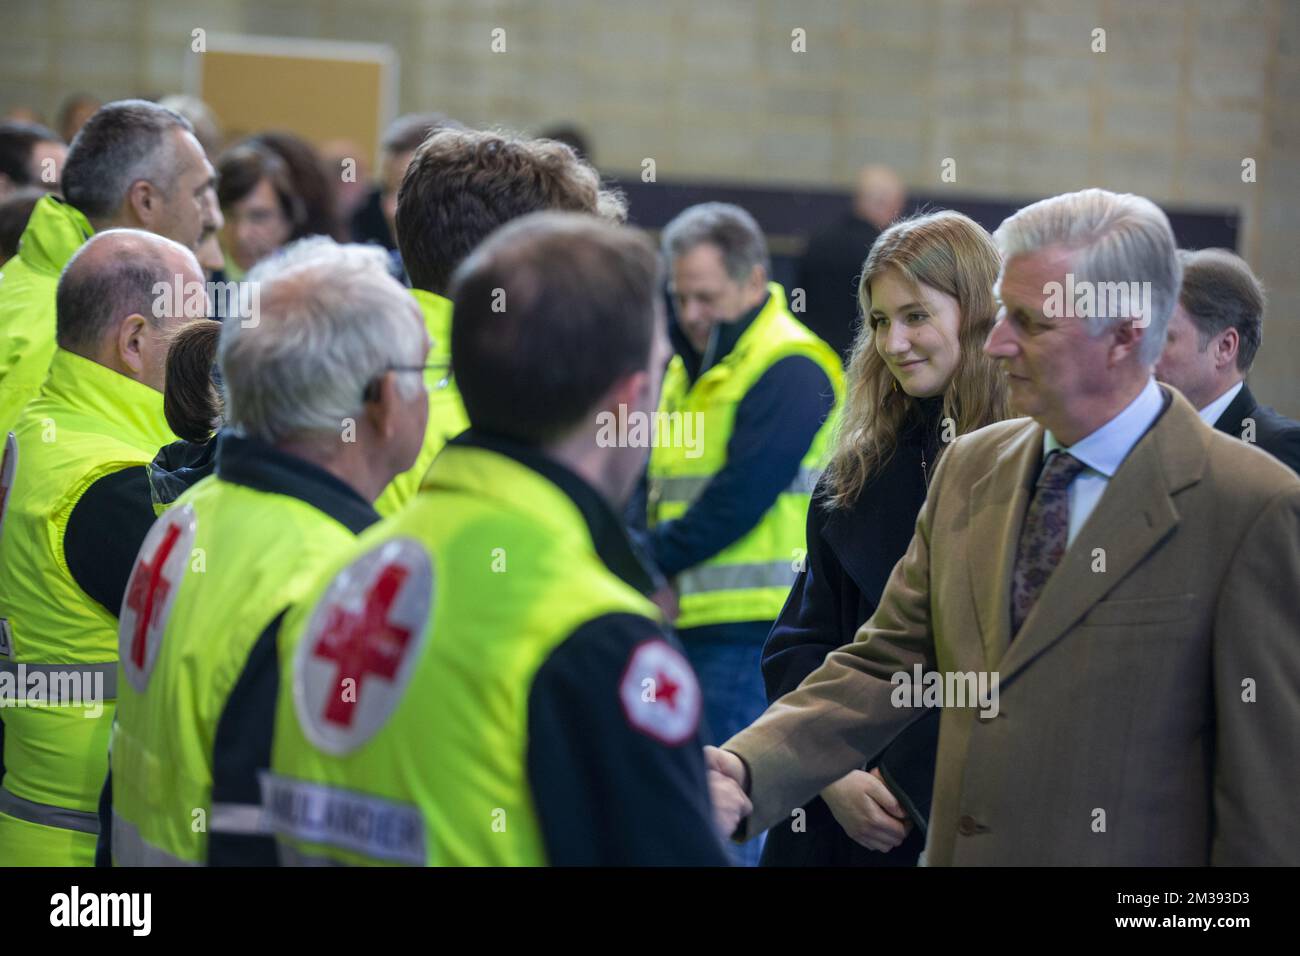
[984,314,1015,358]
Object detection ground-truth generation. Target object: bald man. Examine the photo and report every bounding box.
[0,229,204,866]
[797,164,907,361]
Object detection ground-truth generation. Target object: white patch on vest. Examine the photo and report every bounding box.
[118,503,197,693]
[619,639,701,746]
[260,772,425,865]
[0,431,17,545]
[294,537,432,756]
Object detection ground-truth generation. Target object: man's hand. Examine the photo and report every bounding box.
[704,746,752,840]
[821,767,913,852]
[707,769,752,841]
[650,585,680,624]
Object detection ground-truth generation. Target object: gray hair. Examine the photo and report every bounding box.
[219,237,427,445]
[993,188,1181,366]
[61,100,196,222]
[660,202,770,282]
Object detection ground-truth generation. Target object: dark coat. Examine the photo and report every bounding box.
[1212,382,1300,476]
[759,397,943,866]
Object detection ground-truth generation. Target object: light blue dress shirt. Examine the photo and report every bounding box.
[1043,377,1166,546]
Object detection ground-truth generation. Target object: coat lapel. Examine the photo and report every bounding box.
[996,388,1207,684]
[966,421,1042,668]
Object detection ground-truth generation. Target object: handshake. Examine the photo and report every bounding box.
[705,745,751,840]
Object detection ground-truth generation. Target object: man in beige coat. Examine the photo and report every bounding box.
[707,188,1300,865]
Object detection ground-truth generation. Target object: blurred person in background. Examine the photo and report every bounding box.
[56,93,101,144]
[797,165,907,362]
[760,211,1009,867]
[0,121,66,198]
[0,188,47,262]
[248,131,340,241]
[1155,248,1300,474]
[216,142,305,281]
[319,138,371,234]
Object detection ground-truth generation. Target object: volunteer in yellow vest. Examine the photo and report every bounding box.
[641,203,843,865]
[102,238,431,867]
[0,100,220,436]
[0,230,205,865]
[267,213,742,865]
[374,126,624,516]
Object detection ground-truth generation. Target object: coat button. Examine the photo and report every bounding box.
[958,815,979,836]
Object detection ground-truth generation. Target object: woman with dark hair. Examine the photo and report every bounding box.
[760,210,1010,867]
[146,319,224,509]
[248,130,341,241]
[216,142,304,278]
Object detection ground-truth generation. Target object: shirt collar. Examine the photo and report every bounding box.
[1196,380,1245,427]
[1043,377,1164,478]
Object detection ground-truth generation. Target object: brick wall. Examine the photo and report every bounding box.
[3,0,1295,413]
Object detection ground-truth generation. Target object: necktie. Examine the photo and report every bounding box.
[1010,451,1087,637]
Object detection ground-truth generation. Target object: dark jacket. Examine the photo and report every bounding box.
[759,396,943,866]
[1212,382,1300,476]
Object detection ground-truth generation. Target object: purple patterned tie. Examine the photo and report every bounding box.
[1010,451,1087,637]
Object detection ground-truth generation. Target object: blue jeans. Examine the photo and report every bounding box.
[680,624,770,867]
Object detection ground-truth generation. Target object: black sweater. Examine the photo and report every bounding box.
[759,396,944,867]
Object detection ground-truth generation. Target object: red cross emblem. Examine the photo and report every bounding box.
[119,505,196,693]
[124,522,182,668]
[312,563,414,727]
[294,538,433,756]
[619,639,701,745]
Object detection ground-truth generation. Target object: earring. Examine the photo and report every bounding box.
[892,379,899,394]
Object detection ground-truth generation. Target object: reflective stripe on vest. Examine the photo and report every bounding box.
[0,661,117,700]
[209,802,269,835]
[653,466,824,509]
[676,559,799,597]
[0,783,98,834]
[112,811,198,866]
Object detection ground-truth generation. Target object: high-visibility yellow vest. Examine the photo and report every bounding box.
[110,439,375,865]
[372,290,469,516]
[0,195,93,436]
[266,438,660,865]
[647,283,843,630]
[0,349,175,866]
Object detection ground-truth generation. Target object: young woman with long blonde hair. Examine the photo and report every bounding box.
[760,209,1010,867]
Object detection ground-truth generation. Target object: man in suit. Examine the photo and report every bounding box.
[1156,248,1300,474]
[706,188,1300,865]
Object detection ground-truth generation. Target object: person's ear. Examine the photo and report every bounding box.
[612,368,650,413]
[363,370,403,440]
[1110,319,1144,366]
[748,263,768,299]
[116,313,150,378]
[1214,327,1240,371]
[124,180,160,228]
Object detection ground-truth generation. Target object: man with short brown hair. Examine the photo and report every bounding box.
[374,127,621,515]
[1156,248,1299,474]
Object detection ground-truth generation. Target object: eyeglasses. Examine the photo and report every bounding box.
[362,363,451,402]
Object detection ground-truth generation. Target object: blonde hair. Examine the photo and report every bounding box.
[823,210,1009,509]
